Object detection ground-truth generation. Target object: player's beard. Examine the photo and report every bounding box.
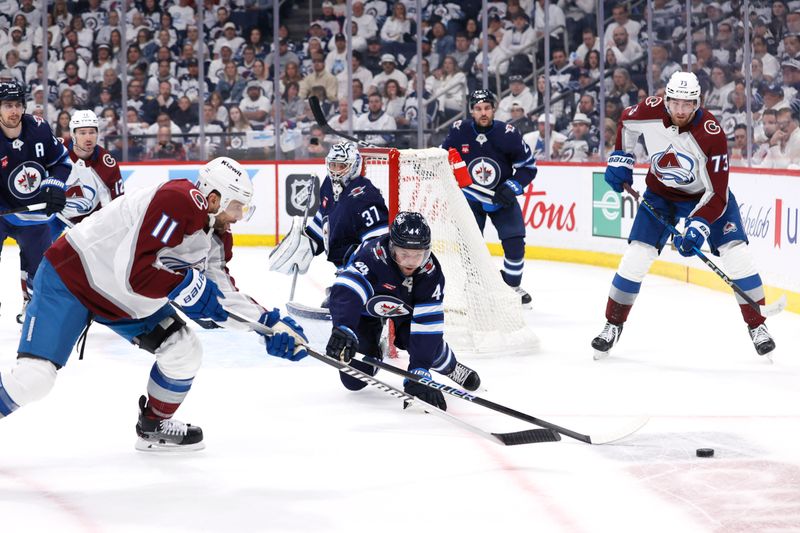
[0,113,21,130]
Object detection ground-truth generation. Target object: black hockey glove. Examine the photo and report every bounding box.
[38,181,67,215]
[403,368,447,411]
[326,325,359,363]
[493,179,523,209]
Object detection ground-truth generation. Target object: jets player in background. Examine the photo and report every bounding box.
[325,212,481,410]
[0,157,309,451]
[592,71,776,358]
[441,90,538,306]
[48,109,124,236]
[0,80,71,322]
[269,141,389,308]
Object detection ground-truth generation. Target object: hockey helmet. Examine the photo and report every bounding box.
[196,156,255,220]
[665,71,701,104]
[0,80,25,103]
[469,89,496,109]
[325,141,363,187]
[69,109,99,133]
[389,211,432,271]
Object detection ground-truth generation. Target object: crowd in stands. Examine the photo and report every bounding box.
[4,0,800,166]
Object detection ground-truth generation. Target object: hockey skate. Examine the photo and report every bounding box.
[748,324,776,359]
[591,322,623,360]
[512,286,532,308]
[445,361,481,391]
[135,396,204,452]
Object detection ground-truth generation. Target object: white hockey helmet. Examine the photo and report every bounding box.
[69,109,99,133]
[196,156,255,220]
[325,141,363,187]
[665,71,701,105]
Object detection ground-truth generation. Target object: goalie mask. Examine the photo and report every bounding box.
[389,211,432,275]
[326,142,363,200]
[196,156,255,221]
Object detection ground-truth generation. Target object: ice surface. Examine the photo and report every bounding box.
[0,245,798,533]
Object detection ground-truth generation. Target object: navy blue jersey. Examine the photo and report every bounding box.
[441,118,537,209]
[330,235,453,371]
[0,114,72,226]
[305,175,389,268]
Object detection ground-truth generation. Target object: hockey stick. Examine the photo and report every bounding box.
[288,181,315,302]
[0,203,47,217]
[227,312,560,446]
[307,96,497,198]
[359,357,648,445]
[623,184,787,318]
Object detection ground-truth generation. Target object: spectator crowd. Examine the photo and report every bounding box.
[5,0,800,167]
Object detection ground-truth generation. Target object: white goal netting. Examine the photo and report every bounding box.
[362,147,539,356]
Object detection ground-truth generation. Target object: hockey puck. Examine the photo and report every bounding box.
[696,448,714,458]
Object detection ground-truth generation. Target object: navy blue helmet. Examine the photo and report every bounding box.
[469,89,496,109]
[0,81,25,103]
[390,211,431,250]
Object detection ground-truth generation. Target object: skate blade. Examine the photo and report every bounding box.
[593,349,611,361]
[135,438,205,452]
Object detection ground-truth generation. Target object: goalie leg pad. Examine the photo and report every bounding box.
[269,216,315,275]
[719,241,766,327]
[0,356,58,416]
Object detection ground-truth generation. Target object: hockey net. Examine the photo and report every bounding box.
[361,147,539,356]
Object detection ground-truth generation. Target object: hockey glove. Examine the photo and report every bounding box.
[605,150,635,193]
[38,179,67,215]
[673,217,710,257]
[493,179,523,208]
[403,368,447,411]
[260,309,308,361]
[326,325,359,363]
[168,269,228,322]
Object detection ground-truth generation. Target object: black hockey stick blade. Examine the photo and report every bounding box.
[494,429,561,446]
[308,95,373,148]
[360,357,648,445]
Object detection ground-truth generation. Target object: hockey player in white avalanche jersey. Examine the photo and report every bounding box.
[591,71,776,359]
[0,157,309,451]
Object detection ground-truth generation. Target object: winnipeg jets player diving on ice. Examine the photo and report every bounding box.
[0,157,308,451]
[270,141,389,308]
[325,211,481,411]
[592,71,776,359]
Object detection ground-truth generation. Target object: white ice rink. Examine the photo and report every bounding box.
[0,245,798,533]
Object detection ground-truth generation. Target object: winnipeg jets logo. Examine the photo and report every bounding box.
[475,133,488,145]
[366,295,411,317]
[467,157,501,188]
[7,162,45,199]
[12,139,24,151]
[349,185,366,198]
[651,145,695,186]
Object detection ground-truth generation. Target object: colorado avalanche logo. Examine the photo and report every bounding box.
[65,184,97,214]
[8,162,45,200]
[366,295,411,317]
[467,157,501,188]
[651,145,695,185]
